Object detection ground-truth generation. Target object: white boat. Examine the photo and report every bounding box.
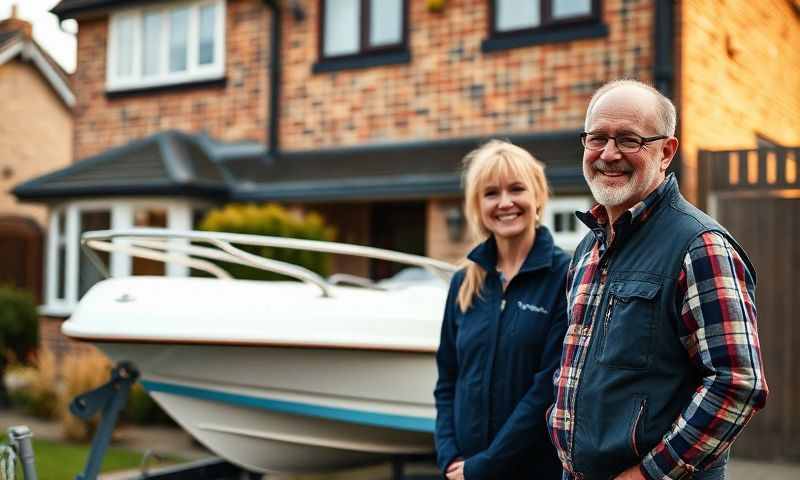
[61,229,457,474]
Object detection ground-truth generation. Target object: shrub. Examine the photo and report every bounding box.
[0,286,39,406]
[198,203,336,280]
[7,348,59,419]
[58,348,112,442]
[9,345,172,431]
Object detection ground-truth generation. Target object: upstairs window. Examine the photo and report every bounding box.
[483,0,606,52]
[493,0,597,33]
[320,0,406,60]
[107,0,225,91]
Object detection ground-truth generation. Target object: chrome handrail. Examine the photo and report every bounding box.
[80,228,458,297]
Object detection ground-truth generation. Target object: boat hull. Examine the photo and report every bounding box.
[95,342,437,474]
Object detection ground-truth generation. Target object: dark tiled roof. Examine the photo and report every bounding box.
[13,130,250,200]
[15,129,587,203]
[229,130,587,202]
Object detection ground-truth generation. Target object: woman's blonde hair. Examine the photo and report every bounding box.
[457,139,549,312]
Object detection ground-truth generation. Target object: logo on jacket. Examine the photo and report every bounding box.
[517,301,548,314]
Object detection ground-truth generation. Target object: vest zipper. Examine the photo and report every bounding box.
[602,295,616,340]
[631,398,646,457]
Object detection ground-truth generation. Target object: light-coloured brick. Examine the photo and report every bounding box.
[0,60,72,226]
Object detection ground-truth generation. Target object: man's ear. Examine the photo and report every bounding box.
[660,137,679,172]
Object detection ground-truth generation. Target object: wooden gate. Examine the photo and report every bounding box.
[0,216,43,303]
[698,147,800,461]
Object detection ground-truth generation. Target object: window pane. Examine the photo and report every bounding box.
[370,0,402,47]
[78,211,111,299]
[132,209,167,276]
[169,7,189,72]
[198,4,216,65]
[142,11,162,76]
[324,0,360,56]
[553,0,592,18]
[496,0,540,31]
[553,212,564,232]
[56,212,66,300]
[116,15,135,77]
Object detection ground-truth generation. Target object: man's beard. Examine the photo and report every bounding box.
[583,159,660,208]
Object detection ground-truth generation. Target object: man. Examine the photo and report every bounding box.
[546,79,768,480]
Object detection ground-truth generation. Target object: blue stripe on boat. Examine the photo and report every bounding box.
[140,380,435,433]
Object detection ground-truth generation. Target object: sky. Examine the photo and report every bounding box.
[0,0,77,73]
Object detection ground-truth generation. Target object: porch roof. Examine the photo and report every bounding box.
[14,129,587,203]
[229,130,586,202]
[13,130,255,201]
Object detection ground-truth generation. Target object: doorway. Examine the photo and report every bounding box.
[369,202,427,280]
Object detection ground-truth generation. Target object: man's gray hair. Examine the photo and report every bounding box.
[584,79,677,136]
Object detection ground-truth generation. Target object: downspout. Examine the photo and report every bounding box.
[653,0,677,177]
[263,0,281,156]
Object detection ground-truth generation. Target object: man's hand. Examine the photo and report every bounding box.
[445,459,465,480]
[614,465,646,480]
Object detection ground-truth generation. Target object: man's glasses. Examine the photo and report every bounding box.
[580,132,668,153]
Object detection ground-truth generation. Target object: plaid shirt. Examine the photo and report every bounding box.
[549,178,768,479]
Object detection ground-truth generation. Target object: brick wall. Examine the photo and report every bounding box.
[427,198,474,264]
[39,316,98,360]
[281,0,657,150]
[679,0,800,203]
[73,0,270,160]
[0,60,72,226]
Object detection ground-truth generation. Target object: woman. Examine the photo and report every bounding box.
[434,140,568,480]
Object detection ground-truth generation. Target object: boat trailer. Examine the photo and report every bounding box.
[2,362,439,480]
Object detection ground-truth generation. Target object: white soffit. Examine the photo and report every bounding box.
[0,36,75,108]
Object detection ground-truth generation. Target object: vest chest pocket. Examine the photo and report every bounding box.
[596,280,661,369]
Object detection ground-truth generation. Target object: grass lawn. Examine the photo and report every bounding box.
[17,438,182,480]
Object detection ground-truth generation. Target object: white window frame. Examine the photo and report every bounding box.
[106,0,226,92]
[542,196,592,252]
[40,198,199,317]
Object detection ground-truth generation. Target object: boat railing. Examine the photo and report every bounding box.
[81,228,458,297]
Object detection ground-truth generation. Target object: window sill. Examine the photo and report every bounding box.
[481,23,609,53]
[313,51,411,74]
[39,303,73,318]
[106,76,227,99]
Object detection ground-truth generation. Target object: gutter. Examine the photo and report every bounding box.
[653,0,677,177]
[263,0,282,157]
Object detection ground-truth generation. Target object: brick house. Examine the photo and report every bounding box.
[0,6,74,300]
[13,0,800,313]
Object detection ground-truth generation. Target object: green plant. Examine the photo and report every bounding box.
[0,287,39,407]
[198,203,337,280]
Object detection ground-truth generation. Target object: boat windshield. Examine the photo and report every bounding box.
[377,267,442,289]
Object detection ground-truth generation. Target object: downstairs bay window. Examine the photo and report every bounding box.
[41,199,201,316]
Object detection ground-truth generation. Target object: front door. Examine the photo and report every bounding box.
[369,202,427,280]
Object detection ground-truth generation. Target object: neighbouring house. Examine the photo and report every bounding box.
[12,0,800,460]
[0,6,74,302]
